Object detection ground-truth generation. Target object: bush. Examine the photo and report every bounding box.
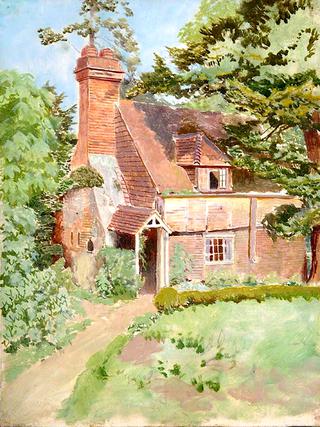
[51,258,75,292]
[70,166,104,189]
[169,243,193,285]
[154,285,320,311]
[205,270,303,289]
[1,266,73,352]
[95,247,142,299]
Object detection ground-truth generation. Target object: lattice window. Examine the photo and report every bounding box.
[205,236,233,263]
[219,168,227,188]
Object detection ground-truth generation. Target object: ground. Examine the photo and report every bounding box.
[1,296,320,427]
[0,295,155,427]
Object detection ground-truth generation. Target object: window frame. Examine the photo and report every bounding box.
[204,232,234,265]
[207,168,228,191]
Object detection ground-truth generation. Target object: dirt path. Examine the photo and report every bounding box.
[1,295,155,427]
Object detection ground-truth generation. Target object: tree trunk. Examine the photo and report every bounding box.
[308,226,320,283]
[304,112,320,283]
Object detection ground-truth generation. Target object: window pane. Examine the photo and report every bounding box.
[209,172,218,190]
[219,169,227,188]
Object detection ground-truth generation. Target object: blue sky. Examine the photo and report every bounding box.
[0,0,200,108]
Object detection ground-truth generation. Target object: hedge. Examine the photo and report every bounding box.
[154,285,320,311]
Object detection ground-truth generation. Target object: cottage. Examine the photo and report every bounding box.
[60,44,305,292]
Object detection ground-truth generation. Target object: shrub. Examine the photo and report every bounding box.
[169,243,193,285]
[205,270,303,289]
[95,247,142,299]
[154,285,320,311]
[51,258,75,292]
[70,166,104,189]
[1,266,73,352]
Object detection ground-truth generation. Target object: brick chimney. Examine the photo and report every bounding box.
[72,45,125,168]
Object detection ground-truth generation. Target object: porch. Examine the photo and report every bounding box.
[109,205,171,293]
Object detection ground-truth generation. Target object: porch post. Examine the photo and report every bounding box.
[164,231,170,286]
[135,232,140,275]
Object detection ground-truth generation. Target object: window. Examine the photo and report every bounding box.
[77,232,81,246]
[71,232,74,245]
[219,169,227,188]
[209,171,219,190]
[205,235,233,264]
[208,169,228,190]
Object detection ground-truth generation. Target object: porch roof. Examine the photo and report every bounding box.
[108,205,171,235]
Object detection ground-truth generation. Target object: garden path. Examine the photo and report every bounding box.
[1,294,155,427]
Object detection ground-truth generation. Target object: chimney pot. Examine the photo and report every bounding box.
[81,44,98,57]
[99,48,115,59]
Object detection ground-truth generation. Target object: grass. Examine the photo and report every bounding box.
[71,288,134,305]
[59,298,320,425]
[4,319,92,383]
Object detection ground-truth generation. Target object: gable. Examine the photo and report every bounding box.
[118,101,193,193]
[174,132,230,167]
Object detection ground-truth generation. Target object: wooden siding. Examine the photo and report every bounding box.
[164,196,250,232]
[115,110,156,208]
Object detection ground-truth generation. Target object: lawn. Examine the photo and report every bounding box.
[59,297,320,425]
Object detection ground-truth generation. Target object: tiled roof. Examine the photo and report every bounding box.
[175,132,229,166]
[108,205,153,234]
[118,101,239,192]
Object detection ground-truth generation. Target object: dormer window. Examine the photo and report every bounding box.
[208,168,228,191]
[219,168,227,189]
[209,171,219,190]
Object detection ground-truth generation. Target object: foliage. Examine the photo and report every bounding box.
[204,270,302,288]
[70,165,104,189]
[169,243,193,285]
[59,334,130,423]
[29,86,76,269]
[4,318,91,383]
[1,266,73,352]
[0,70,72,351]
[153,285,320,312]
[51,259,75,292]
[60,298,320,424]
[127,312,160,335]
[95,247,142,299]
[38,0,140,77]
[130,0,320,281]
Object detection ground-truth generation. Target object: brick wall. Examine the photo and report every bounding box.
[170,228,305,281]
[61,188,105,265]
[115,109,156,208]
[72,46,125,167]
[169,233,204,280]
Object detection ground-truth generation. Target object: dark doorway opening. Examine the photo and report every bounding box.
[141,228,157,294]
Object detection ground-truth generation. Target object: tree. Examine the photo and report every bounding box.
[0,71,72,350]
[129,0,320,282]
[38,0,140,78]
[29,86,76,270]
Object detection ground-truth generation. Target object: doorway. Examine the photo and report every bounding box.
[140,228,158,294]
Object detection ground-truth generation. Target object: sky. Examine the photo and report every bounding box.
[0,0,200,108]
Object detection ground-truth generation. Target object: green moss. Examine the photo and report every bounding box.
[70,166,104,189]
[154,285,320,311]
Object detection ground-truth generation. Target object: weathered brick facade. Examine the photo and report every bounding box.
[72,45,125,167]
[170,229,305,280]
